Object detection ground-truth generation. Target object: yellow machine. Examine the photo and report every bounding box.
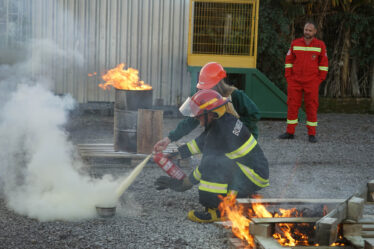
[187,0,259,68]
[187,0,294,119]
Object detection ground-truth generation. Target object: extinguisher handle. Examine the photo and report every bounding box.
[165,151,180,159]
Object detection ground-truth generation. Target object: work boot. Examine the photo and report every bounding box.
[308,135,317,143]
[278,132,294,139]
[187,208,221,223]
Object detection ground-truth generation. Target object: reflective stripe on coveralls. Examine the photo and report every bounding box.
[225,134,257,159]
[193,167,202,181]
[287,119,298,124]
[285,64,293,68]
[187,140,200,155]
[198,179,228,194]
[306,121,318,126]
[319,66,328,71]
[236,162,270,188]
[293,46,321,52]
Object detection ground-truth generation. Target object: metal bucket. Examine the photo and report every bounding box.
[114,89,153,111]
[114,109,137,152]
[96,206,116,218]
[113,89,153,152]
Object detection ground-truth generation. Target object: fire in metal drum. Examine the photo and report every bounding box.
[114,89,153,152]
[114,89,153,111]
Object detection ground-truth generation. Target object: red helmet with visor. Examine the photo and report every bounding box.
[179,89,229,117]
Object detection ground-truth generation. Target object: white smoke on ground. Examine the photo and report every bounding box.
[0,40,124,222]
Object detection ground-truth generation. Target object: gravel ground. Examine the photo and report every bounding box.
[1,112,374,249]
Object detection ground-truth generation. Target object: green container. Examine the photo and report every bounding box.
[188,66,305,120]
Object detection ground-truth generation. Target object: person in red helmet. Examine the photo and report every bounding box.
[153,62,260,153]
[278,21,328,143]
[154,89,269,223]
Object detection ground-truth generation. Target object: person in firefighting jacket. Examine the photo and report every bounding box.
[153,62,260,153]
[279,21,328,143]
[154,89,269,223]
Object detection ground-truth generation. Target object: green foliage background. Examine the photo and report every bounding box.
[256,0,374,98]
[257,0,291,93]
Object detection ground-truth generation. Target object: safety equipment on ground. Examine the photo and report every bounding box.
[278,132,294,139]
[196,62,227,90]
[154,176,192,192]
[153,153,186,180]
[179,89,229,117]
[187,208,221,223]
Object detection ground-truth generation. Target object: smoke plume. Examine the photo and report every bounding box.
[0,40,124,222]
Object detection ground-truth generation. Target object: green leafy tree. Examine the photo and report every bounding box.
[322,0,374,97]
[257,0,294,92]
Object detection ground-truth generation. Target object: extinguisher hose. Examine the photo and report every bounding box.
[115,154,152,199]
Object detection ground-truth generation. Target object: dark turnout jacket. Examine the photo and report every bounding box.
[178,113,269,207]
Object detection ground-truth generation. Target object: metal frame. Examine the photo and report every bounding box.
[187,0,259,68]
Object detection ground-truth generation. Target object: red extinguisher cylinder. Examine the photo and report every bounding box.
[153,153,186,180]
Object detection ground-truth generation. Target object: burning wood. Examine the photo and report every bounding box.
[219,194,256,247]
[218,194,347,248]
[98,63,152,90]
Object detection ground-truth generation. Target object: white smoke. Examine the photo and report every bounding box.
[0,39,126,221]
[0,0,138,222]
[0,83,122,221]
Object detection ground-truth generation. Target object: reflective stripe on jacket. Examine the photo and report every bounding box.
[285,37,328,83]
[179,113,269,190]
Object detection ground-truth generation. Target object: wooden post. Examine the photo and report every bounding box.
[137,109,163,154]
[343,224,363,248]
[315,217,339,246]
[368,180,374,202]
[343,224,362,236]
[365,238,374,249]
[347,196,364,221]
[315,200,347,245]
[249,222,272,237]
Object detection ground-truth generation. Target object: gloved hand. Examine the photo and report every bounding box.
[155,176,192,192]
[153,137,171,153]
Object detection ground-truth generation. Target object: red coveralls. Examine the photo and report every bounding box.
[285,37,328,135]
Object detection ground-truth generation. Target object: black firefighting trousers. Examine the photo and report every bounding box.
[197,155,261,208]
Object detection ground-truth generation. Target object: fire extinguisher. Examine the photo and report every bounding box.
[153,153,186,180]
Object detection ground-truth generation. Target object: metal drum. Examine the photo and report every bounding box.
[114,89,153,111]
[113,89,153,152]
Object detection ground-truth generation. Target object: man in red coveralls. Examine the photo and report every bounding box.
[278,21,328,143]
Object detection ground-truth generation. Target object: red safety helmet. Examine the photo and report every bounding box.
[196,62,227,90]
[179,89,229,117]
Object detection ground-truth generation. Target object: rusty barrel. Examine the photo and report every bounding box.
[113,89,153,152]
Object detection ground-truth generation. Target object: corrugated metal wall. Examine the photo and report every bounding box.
[0,0,191,105]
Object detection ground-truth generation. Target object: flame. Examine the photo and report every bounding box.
[218,194,255,248]
[249,194,273,218]
[98,63,152,90]
[219,194,345,248]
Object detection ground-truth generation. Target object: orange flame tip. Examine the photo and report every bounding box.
[98,63,152,91]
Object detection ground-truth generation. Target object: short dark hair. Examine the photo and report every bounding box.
[305,20,317,30]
